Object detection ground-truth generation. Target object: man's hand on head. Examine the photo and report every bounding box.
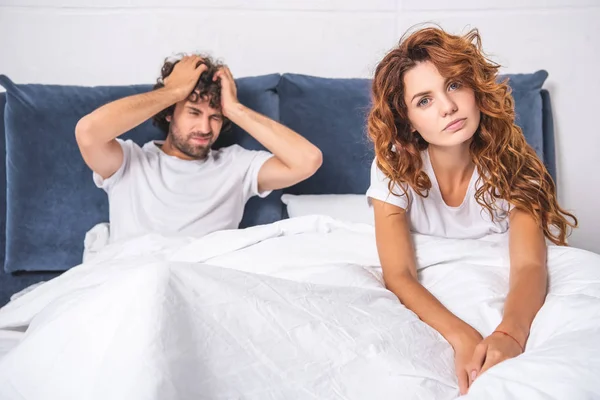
[164,55,208,102]
[213,66,240,117]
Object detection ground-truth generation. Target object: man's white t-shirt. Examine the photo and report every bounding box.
[366,149,512,239]
[93,139,274,243]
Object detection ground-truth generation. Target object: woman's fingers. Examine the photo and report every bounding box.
[457,369,469,395]
[468,342,488,382]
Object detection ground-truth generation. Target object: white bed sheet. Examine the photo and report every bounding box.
[0,330,23,359]
[0,215,598,400]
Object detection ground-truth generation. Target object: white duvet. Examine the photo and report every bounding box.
[0,216,599,400]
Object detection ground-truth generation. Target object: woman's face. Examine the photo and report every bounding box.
[403,60,480,148]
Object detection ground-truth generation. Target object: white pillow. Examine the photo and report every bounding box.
[281,194,374,225]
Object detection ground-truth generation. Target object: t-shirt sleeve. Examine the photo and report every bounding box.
[365,158,410,210]
[92,139,137,192]
[502,199,516,214]
[232,145,275,200]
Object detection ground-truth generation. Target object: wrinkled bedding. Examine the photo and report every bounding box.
[0,216,599,400]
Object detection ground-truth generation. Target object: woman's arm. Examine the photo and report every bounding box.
[371,198,483,395]
[502,208,548,345]
[471,208,548,377]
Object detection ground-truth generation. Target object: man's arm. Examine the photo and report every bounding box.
[215,67,323,192]
[75,55,207,179]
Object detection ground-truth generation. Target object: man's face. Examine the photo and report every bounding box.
[166,96,224,160]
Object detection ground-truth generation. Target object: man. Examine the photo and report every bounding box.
[75,54,322,243]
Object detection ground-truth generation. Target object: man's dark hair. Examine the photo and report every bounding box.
[151,54,232,135]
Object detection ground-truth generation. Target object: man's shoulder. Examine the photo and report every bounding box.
[214,143,247,155]
[212,144,258,161]
[212,144,272,171]
[115,137,147,152]
[112,138,158,167]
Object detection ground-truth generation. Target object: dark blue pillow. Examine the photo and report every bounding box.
[503,70,549,163]
[0,74,282,272]
[277,71,551,197]
[278,74,374,195]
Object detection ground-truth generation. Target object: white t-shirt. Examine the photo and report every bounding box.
[366,150,512,239]
[94,139,274,243]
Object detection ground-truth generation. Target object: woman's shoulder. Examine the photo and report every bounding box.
[367,156,416,210]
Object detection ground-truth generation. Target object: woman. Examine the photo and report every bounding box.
[366,26,577,395]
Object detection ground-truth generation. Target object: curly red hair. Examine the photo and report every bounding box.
[367,26,577,245]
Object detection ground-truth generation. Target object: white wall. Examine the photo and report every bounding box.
[0,0,598,253]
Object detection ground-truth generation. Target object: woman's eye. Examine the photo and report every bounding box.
[449,82,461,91]
[418,98,430,107]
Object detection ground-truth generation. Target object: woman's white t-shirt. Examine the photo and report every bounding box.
[366,150,512,239]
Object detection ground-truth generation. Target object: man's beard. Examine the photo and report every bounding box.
[168,124,213,160]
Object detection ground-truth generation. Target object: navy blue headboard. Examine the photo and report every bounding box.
[0,92,5,270]
[541,89,556,184]
[1,92,63,305]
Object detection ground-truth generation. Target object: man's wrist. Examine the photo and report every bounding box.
[161,85,189,104]
[223,101,244,120]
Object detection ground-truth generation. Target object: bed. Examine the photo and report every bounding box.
[1,71,597,400]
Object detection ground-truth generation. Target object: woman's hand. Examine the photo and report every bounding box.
[449,325,484,395]
[468,330,524,380]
